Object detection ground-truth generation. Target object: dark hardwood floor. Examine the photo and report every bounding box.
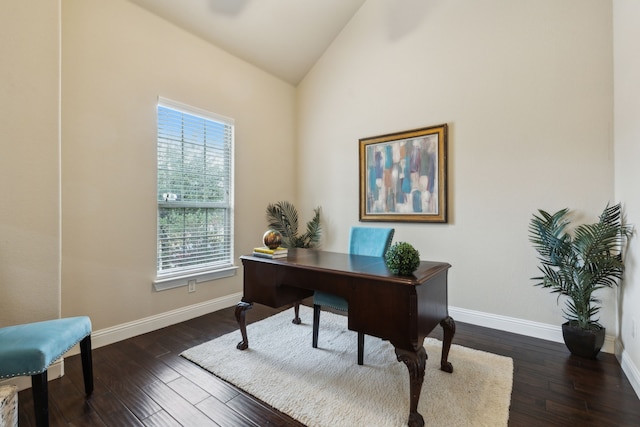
[17,302,640,426]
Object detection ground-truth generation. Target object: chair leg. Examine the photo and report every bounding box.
[312,304,321,348]
[80,335,94,395]
[31,371,49,427]
[357,332,364,365]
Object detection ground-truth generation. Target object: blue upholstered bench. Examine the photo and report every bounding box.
[0,316,94,427]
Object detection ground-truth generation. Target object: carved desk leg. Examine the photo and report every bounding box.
[439,316,456,373]
[395,346,427,427]
[235,302,253,350]
[292,302,301,325]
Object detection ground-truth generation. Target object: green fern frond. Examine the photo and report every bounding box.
[297,207,322,248]
[265,201,321,248]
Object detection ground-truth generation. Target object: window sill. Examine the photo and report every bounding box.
[153,265,238,292]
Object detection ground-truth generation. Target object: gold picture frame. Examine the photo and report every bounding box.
[359,124,448,223]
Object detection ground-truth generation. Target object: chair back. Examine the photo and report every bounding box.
[349,227,395,257]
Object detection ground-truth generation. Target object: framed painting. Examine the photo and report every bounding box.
[359,124,448,223]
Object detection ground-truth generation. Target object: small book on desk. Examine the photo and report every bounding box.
[253,246,288,255]
[252,251,288,259]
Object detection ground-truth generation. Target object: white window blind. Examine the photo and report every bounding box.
[156,98,234,280]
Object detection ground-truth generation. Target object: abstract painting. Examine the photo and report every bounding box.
[359,124,448,223]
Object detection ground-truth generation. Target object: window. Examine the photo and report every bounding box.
[155,98,235,290]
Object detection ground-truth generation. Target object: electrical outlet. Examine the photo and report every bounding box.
[188,280,196,293]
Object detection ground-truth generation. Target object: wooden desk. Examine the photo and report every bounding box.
[236,248,455,427]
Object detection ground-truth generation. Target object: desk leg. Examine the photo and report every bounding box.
[395,346,427,427]
[235,302,253,350]
[292,302,302,325]
[440,316,456,373]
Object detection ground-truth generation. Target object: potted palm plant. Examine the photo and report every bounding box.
[265,201,321,248]
[528,203,632,358]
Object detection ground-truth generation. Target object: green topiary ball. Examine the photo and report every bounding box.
[385,242,420,275]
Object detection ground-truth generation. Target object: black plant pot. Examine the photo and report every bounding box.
[561,322,605,359]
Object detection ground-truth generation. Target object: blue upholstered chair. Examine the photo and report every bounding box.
[0,316,94,427]
[312,226,394,365]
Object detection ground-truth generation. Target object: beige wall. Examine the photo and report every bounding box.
[297,0,617,328]
[614,0,640,381]
[1,0,638,387]
[60,0,296,329]
[0,1,61,325]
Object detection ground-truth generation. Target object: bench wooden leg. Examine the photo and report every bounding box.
[312,304,321,348]
[31,371,48,427]
[80,335,94,395]
[357,332,364,365]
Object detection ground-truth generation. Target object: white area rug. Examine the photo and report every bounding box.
[181,306,513,427]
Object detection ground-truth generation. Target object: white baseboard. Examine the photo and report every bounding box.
[617,344,640,399]
[449,305,640,400]
[89,292,243,352]
[448,306,616,352]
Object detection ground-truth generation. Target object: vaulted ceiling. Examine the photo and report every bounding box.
[129,0,366,85]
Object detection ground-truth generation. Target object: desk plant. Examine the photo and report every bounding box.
[265,201,321,248]
[386,242,420,275]
[528,203,632,358]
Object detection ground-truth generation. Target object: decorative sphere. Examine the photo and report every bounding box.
[385,242,420,276]
[263,229,282,249]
